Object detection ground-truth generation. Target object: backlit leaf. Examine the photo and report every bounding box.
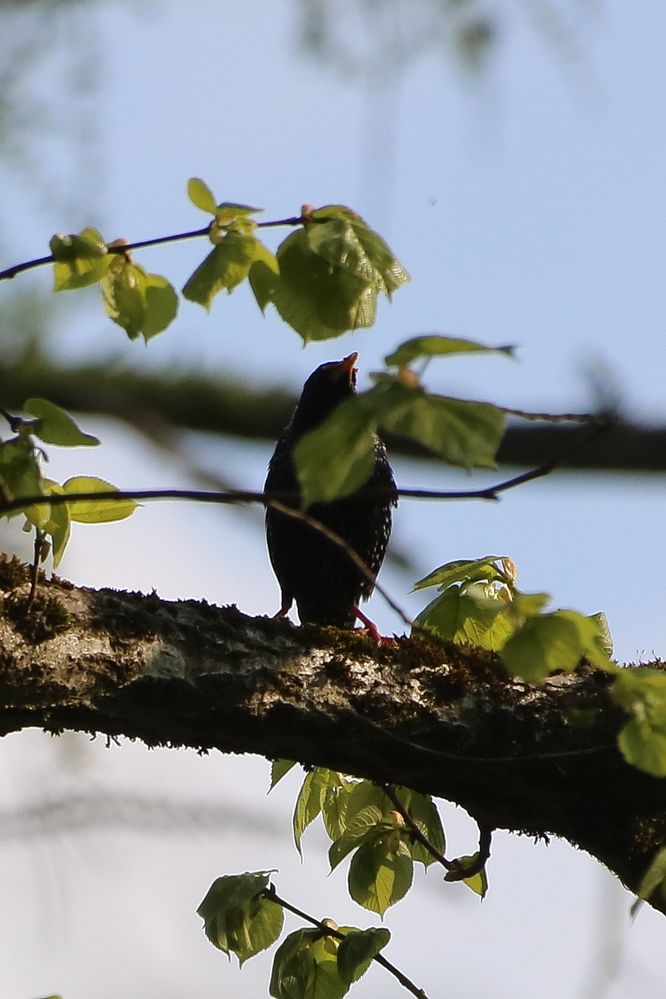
[415,586,513,651]
[63,477,138,523]
[25,398,99,448]
[182,233,258,309]
[50,227,110,290]
[187,176,217,214]
[142,272,179,339]
[337,927,390,986]
[613,668,666,777]
[386,334,515,367]
[413,556,509,592]
[369,378,505,468]
[502,610,606,683]
[293,397,376,508]
[272,226,373,341]
[348,837,413,915]
[0,437,48,527]
[270,928,346,999]
[293,768,343,855]
[444,854,488,898]
[249,241,280,312]
[198,871,283,966]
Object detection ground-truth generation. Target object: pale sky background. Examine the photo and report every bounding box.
[1,2,665,998]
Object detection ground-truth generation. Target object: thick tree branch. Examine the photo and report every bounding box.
[0,567,664,915]
[2,352,664,473]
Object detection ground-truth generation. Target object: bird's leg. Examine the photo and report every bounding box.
[272,595,292,620]
[353,605,383,642]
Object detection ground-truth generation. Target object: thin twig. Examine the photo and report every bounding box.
[0,418,611,516]
[27,529,44,605]
[383,784,454,870]
[263,885,430,999]
[445,822,493,882]
[0,214,308,282]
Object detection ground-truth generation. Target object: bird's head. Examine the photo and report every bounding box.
[291,353,358,433]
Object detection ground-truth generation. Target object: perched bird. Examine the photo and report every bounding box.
[265,352,396,634]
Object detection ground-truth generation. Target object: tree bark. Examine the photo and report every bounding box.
[1,563,664,914]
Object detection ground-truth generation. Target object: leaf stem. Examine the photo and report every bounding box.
[383,784,454,870]
[263,885,430,999]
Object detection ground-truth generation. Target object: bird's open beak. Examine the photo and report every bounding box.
[338,352,358,380]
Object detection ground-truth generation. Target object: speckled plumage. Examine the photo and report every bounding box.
[265,354,396,629]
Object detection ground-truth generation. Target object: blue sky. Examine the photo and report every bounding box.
[1,2,665,997]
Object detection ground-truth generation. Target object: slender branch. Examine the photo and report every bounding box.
[445,822,493,882]
[0,420,610,516]
[27,529,44,605]
[263,885,430,999]
[257,216,304,228]
[0,213,308,282]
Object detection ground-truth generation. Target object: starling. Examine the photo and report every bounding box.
[265,352,397,633]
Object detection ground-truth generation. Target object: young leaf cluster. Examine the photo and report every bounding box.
[198,870,394,999]
[275,764,481,914]
[414,555,612,680]
[50,229,178,342]
[0,400,137,567]
[415,556,666,778]
[44,180,409,344]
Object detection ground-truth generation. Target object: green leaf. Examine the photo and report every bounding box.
[293,768,344,855]
[386,334,515,367]
[249,241,280,312]
[635,846,666,903]
[444,854,488,898]
[270,928,347,999]
[321,777,356,841]
[613,669,666,777]
[293,397,376,507]
[41,479,71,567]
[62,477,138,523]
[142,272,179,340]
[272,226,372,342]
[328,805,385,871]
[413,556,509,592]
[101,258,146,339]
[50,227,110,290]
[502,610,606,683]
[182,233,258,309]
[0,437,48,527]
[101,260,178,341]
[188,176,217,214]
[393,788,446,868]
[309,206,410,296]
[590,611,614,657]
[270,759,297,790]
[212,202,263,230]
[325,781,385,852]
[25,398,100,447]
[198,871,283,967]
[415,586,514,651]
[337,927,390,986]
[348,837,413,915]
[369,378,505,468]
